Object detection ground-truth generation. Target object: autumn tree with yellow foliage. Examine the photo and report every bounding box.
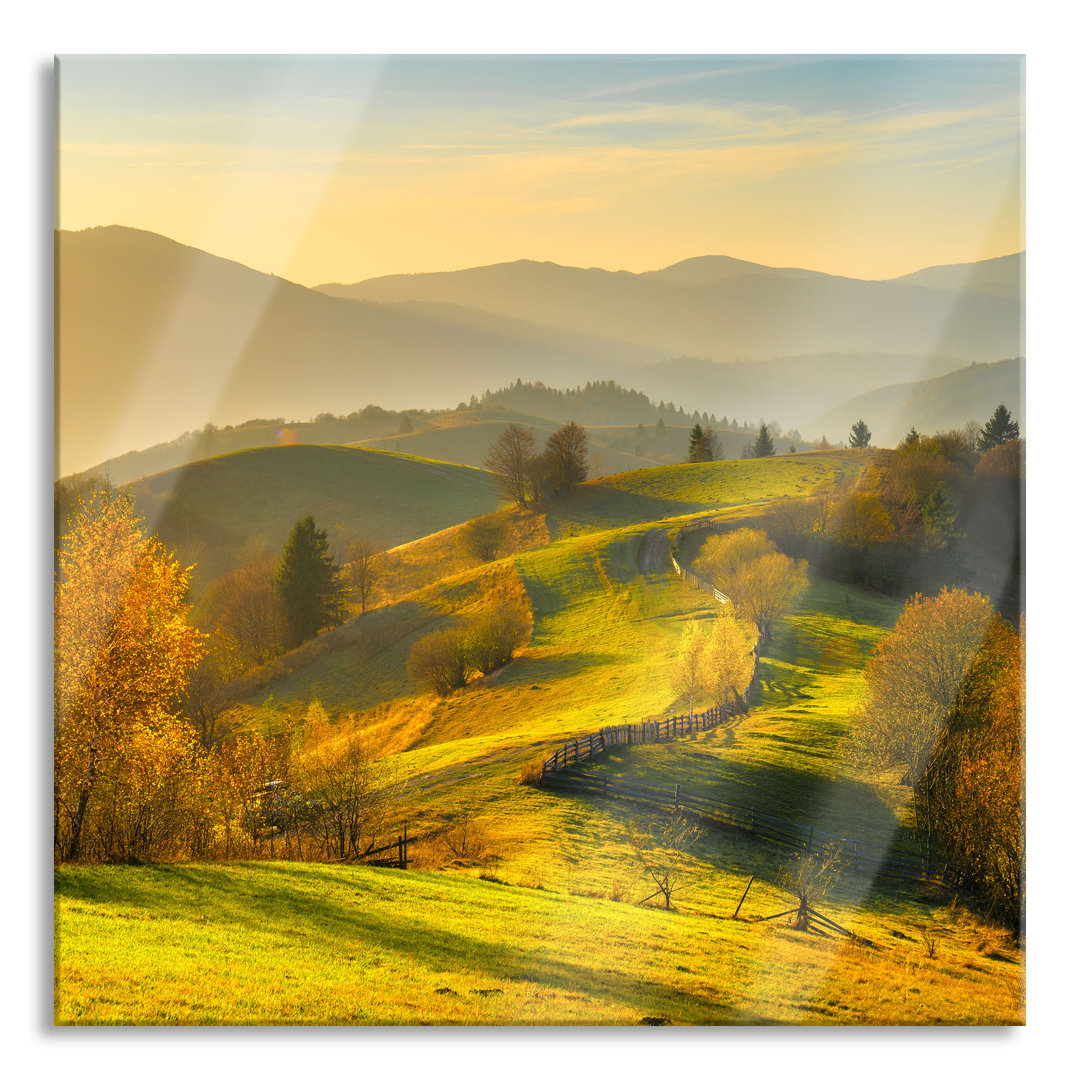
[852,586,1023,930]
[54,487,204,861]
[694,528,809,642]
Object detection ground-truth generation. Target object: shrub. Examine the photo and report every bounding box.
[518,752,548,786]
[464,600,533,675]
[459,514,509,563]
[407,629,470,697]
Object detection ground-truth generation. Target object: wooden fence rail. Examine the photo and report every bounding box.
[537,516,946,889]
[540,703,737,776]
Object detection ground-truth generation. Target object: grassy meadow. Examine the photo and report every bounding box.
[55,448,1025,1026]
[55,859,1022,1026]
[127,443,501,583]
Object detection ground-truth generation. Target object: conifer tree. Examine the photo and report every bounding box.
[849,419,872,448]
[275,516,343,649]
[976,404,1020,453]
[687,423,704,462]
[750,423,775,457]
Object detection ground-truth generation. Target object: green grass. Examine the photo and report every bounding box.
[59,450,1025,1026]
[55,861,1023,1026]
[126,443,502,585]
[545,453,861,538]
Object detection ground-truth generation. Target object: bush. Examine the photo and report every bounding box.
[459,514,509,562]
[407,629,470,697]
[518,752,548,786]
[464,601,533,675]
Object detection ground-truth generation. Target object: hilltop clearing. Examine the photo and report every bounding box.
[124,443,501,587]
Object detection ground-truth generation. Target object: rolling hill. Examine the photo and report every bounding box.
[124,443,502,586]
[54,449,1023,1025]
[58,227,1024,478]
[57,448,1024,1025]
[56,227,658,475]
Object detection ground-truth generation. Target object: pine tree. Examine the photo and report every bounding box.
[275,516,343,649]
[750,423,775,457]
[849,419,872,448]
[976,404,1020,453]
[687,422,703,462]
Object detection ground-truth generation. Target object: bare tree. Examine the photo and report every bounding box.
[343,539,384,615]
[778,842,846,931]
[544,421,589,497]
[483,424,537,508]
[626,810,702,910]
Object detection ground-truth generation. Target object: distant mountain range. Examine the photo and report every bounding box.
[317,252,1023,361]
[56,226,1024,475]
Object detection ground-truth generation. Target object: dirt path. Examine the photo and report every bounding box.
[637,527,671,575]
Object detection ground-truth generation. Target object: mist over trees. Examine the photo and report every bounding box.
[749,423,776,457]
[766,407,1023,619]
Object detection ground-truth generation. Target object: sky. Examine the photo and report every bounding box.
[56,54,1024,285]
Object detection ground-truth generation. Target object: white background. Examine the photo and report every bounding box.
[6,3,1072,1075]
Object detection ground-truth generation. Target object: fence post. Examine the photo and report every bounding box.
[853,840,860,873]
[675,784,680,812]
[807,826,814,852]
[397,833,403,869]
[751,809,756,835]
[402,824,409,869]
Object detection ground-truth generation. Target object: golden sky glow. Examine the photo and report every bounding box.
[58,55,1024,285]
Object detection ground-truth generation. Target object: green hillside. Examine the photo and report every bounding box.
[58,449,1023,1026]
[126,443,501,585]
[55,860,1022,1025]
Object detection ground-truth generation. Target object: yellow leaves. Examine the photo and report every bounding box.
[54,487,206,861]
[691,527,808,641]
[702,614,756,701]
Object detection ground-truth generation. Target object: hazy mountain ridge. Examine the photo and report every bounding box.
[57,227,646,474]
[805,357,1025,446]
[58,226,1024,475]
[317,252,1024,360]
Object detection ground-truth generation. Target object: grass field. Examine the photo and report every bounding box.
[54,861,1023,1026]
[56,448,1025,1026]
[126,443,501,585]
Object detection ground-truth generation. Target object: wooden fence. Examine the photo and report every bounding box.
[356,825,412,869]
[537,517,946,889]
[669,517,731,603]
[541,767,946,886]
[541,704,734,776]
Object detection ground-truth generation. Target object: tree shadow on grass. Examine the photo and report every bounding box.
[55,862,742,1024]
